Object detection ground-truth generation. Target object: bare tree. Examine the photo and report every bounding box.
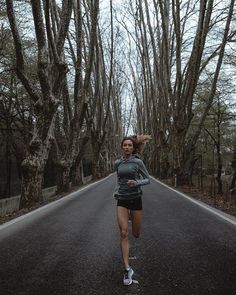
[54,0,100,192]
[120,0,235,183]
[6,0,73,207]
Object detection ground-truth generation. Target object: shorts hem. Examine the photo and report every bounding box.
[117,197,142,211]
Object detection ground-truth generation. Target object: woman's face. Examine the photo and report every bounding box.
[122,139,134,157]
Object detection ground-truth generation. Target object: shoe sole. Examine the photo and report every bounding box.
[123,280,133,286]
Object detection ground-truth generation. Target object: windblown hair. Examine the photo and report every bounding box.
[121,134,151,154]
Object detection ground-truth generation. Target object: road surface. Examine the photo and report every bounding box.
[0,174,236,295]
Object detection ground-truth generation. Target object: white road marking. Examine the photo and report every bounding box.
[151,176,236,227]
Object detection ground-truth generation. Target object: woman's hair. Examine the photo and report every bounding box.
[121,134,151,154]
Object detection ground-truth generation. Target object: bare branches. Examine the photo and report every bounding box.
[83,0,99,92]
[189,0,236,149]
[117,0,236,180]
[56,0,73,56]
[6,0,39,102]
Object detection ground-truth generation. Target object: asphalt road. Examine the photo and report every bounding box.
[0,174,236,295]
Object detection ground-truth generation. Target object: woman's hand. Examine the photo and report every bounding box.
[127,180,136,187]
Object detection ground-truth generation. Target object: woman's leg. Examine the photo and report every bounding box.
[117,206,130,269]
[130,210,143,238]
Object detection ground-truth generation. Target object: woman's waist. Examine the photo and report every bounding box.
[117,185,140,194]
[115,193,142,200]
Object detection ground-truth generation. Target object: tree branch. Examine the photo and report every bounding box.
[6,0,40,102]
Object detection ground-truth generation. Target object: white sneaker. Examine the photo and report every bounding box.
[123,268,134,285]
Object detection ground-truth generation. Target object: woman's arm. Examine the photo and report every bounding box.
[128,160,150,187]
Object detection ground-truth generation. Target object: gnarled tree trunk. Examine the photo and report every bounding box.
[7,0,73,207]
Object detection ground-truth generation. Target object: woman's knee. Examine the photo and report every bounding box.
[120,228,128,239]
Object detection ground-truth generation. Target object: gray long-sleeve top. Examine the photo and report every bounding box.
[114,154,150,200]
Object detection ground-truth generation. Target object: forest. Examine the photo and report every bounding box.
[0,0,236,212]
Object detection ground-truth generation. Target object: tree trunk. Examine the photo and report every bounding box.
[20,158,43,208]
[216,97,223,195]
[91,147,101,179]
[229,150,236,195]
[170,128,188,184]
[57,161,71,192]
[216,144,223,195]
[4,121,12,198]
[71,135,90,186]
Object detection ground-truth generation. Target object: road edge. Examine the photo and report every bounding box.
[0,174,113,231]
[151,176,236,227]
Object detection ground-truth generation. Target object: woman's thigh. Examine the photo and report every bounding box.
[117,206,129,232]
[130,210,143,237]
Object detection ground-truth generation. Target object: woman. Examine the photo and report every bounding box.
[114,135,151,286]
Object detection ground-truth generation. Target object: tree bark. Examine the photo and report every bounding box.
[6,0,73,207]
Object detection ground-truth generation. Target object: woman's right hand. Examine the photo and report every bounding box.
[127,180,136,187]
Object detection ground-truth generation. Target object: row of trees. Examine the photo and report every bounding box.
[1,0,127,207]
[0,0,236,209]
[116,0,236,190]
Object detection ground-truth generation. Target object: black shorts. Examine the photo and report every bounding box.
[117,197,142,210]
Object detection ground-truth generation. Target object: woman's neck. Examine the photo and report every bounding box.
[124,154,133,159]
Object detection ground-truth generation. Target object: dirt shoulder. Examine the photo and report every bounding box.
[0,185,82,225]
[162,180,236,218]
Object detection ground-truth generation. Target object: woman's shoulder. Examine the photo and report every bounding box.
[115,158,122,166]
[133,154,143,163]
